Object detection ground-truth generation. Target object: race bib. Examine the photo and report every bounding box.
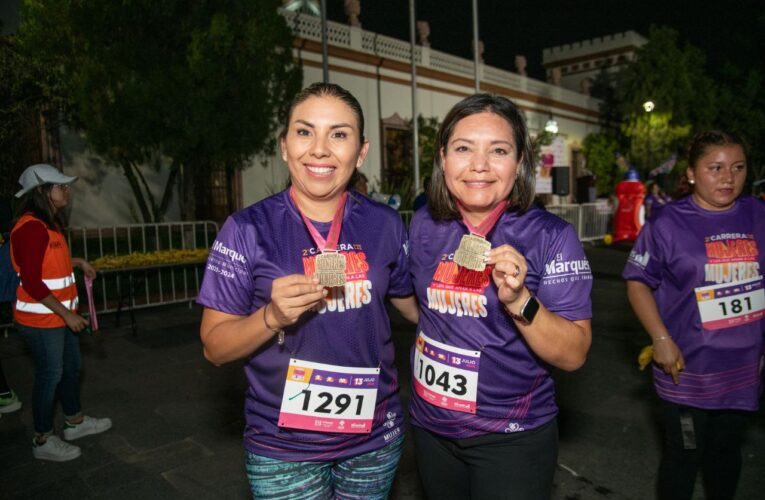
[413,331,480,414]
[278,358,378,434]
[695,276,765,330]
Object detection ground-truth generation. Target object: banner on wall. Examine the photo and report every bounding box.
[535,136,567,194]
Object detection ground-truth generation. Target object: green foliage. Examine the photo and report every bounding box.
[416,115,439,182]
[0,36,66,199]
[582,133,619,196]
[615,26,717,129]
[375,114,440,211]
[17,0,302,221]
[715,65,765,187]
[531,130,555,165]
[621,112,690,176]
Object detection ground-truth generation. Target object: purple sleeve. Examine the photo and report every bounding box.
[537,224,592,320]
[197,217,255,316]
[622,220,663,289]
[387,217,414,297]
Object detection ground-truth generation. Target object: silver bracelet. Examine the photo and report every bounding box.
[263,303,285,345]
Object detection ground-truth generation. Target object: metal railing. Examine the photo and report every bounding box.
[1,221,220,333]
[67,221,219,317]
[546,202,612,242]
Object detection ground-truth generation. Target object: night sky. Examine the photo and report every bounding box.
[2,0,763,80]
[328,0,764,80]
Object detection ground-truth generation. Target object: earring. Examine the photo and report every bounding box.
[688,178,695,185]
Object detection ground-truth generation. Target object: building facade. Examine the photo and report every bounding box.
[61,9,606,226]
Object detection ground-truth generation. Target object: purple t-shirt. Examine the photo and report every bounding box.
[197,190,413,461]
[623,196,765,411]
[409,206,593,438]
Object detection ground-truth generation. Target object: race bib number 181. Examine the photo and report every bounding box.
[695,276,765,330]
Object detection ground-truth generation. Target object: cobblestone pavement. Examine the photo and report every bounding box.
[1,244,762,499]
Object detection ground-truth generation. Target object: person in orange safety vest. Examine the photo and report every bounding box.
[11,164,112,462]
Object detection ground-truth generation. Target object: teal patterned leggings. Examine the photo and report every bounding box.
[245,437,404,499]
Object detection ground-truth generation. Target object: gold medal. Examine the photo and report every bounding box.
[315,251,347,287]
[453,233,491,271]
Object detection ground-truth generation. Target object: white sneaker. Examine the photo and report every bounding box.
[32,435,81,461]
[63,415,112,441]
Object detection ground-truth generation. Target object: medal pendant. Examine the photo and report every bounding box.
[315,252,347,287]
[453,234,490,271]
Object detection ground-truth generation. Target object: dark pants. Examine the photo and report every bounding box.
[413,419,558,500]
[18,324,82,434]
[657,401,750,500]
[0,359,10,394]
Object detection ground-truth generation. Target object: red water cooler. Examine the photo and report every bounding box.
[613,173,645,242]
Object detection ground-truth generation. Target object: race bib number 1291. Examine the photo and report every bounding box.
[279,359,379,434]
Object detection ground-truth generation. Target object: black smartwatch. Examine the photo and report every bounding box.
[508,292,540,325]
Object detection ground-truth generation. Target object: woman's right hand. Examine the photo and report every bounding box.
[64,311,90,332]
[652,337,685,384]
[268,274,327,329]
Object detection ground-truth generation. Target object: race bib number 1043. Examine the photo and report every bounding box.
[413,331,481,414]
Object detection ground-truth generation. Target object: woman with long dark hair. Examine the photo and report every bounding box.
[11,164,111,462]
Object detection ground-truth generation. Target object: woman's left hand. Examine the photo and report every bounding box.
[486,244,526,306]
[73,258,97,279]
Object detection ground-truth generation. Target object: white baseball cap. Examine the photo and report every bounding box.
[15,164,78,198]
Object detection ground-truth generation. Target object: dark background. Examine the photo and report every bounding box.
[327,0,764,80]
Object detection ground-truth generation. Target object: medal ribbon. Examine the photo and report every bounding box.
[289,187,348,252]
[456,199,508,237]
[84,275,99,331]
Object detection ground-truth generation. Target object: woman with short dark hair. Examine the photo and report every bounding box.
[408,94,593,499]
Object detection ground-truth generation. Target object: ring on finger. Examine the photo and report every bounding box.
[512,264,520,278]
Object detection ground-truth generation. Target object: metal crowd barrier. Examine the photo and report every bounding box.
[67,221,219,318]
[545,202,612,242]
[2,221,219,334]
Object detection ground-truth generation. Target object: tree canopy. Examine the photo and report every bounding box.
[17,0,302,221]
[586,24,765,194]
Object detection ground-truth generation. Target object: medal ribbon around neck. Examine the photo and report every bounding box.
[453,199,508,272]
[290,187,348,287]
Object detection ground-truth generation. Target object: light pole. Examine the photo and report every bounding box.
[643,100,655,173]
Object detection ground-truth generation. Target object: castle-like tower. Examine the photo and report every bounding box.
[542,31,647,94]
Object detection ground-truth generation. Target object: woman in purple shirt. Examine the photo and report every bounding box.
[624,131,765,500]
[408,94,593,499]
[198,83,417,499]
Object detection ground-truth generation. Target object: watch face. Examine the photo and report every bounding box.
[522,296,540,323]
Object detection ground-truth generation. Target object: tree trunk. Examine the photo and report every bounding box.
[158,161,180,219]
[121,160,153,222]
[178,161,197,222]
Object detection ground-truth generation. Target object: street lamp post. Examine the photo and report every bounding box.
[643,100,655,173]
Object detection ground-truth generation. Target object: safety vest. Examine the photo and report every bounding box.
[10,214,78,328]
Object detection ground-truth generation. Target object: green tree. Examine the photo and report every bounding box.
[18,0,302,221]
[621,112,690,175]
[582,133,619,196]
[606,26,718,178]
[716,65,765,188]
[377,114,440,210]
[615,26,717,129]
[0,36,66,200]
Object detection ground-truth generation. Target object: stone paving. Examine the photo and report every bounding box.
[0,244,762,499]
